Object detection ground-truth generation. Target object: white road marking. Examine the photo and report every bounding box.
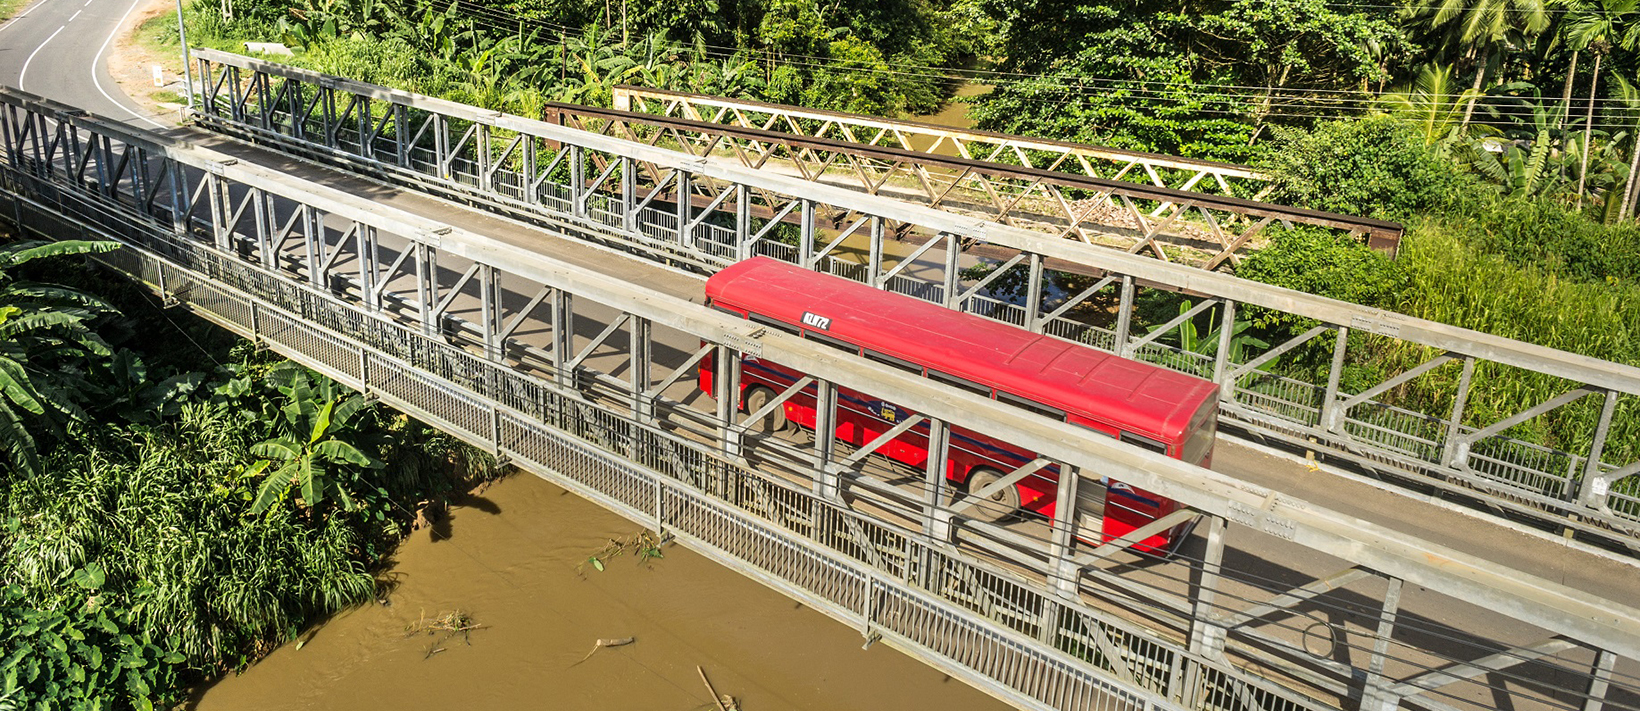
[92,0,165,129]
[18,23,65,92]
[0,0,52,34]
[67,8,79,20]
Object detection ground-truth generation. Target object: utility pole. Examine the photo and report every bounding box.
[177,0,195,111]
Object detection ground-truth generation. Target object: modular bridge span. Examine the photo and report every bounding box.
[182,49,1640,557]
[2,86,1639,711]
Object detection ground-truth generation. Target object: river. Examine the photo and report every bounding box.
[189,472,1010,710]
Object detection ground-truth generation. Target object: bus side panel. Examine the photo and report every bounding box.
[1100,482,1181,555]
[722,355,1062,517]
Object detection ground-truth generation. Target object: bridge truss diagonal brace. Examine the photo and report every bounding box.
[948,457,1055,516]
[1386,636,1583,701]
[1212,566,1376,630]
[732,375,813,435]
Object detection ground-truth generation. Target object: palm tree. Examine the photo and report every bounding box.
[1406,0,1553,126]
[0,239,119,475]
[1377,63,1486,144]
[1565,0,1640,206]
[248,366,382,513]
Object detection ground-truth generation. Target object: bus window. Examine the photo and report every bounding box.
[804,330,859,354]
[998,391,1066,421]
[749,313,799,336]
[865,349,923,375]
[1181,400,1218,465]
[1120,432,1169,455]
[712,304,746,318]
[929,369,991,397]
[1071,419,1118,438]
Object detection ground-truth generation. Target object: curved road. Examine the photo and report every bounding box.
[0,0,168,127]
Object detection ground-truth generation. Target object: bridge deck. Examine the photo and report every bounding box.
[179,127,1638,612]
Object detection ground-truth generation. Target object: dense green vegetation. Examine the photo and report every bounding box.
[0,240,492,708]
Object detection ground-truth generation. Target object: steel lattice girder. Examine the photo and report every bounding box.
[178,48,1640,553]
[6,86,1640,711]
[543,99,1402,268]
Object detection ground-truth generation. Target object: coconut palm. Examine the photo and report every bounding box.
[1564,0,1640,205]
[0,239,119,475]
[1405,0,1552,126]
[1377,63,1486,144]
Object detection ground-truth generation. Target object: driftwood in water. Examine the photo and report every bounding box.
[570,636,635,667]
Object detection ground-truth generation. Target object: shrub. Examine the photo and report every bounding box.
[1256,116,1470,221]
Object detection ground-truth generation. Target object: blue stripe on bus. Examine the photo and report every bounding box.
[736,358,1167,509]
[739,359,1037,468]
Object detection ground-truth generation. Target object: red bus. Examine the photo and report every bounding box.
[699,257,1219,554]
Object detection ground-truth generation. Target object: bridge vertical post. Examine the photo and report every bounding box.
[1213,300,1237,384]
[675,170,690,247]
[1441,357,1476,469]
[476,124,492,193]
[630,316,652,426]
[1113,276,1135,356]
[551,289,574,388]
[1183,514,1227,705]
[414,241,434,336]
[1358,577,1406,711]
[813,381,838,499]
[1320,327,1350,433]
[355,96,370,157]
[434,115,449,180]
[253,189,274,270]
[922,419,953,544]
[1583,648,1616,711]
[799,199,815,267]
[1037,463,1081,647]
[734,184,750,262]
[479,264,498,360]
[206,174,229,252]
[1577,390,1619,508]
[1025,254,1044,332]
[868,216,884,287]
[941,233,959,309]
[356,223,378,312]
[520,135,538,206]
[917,418,952,591]
[570,145,586,218]
[394,105,409,168]
[717,345,743,469]
[299,205,319,288]
[620,156,636,234]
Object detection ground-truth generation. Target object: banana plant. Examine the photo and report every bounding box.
[1147,300,1269,365]
[0,239,119,475]
[246,365,382,513]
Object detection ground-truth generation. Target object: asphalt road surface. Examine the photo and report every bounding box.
[0,0,168,127]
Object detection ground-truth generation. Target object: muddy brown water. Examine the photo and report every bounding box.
[190,472,1010,711]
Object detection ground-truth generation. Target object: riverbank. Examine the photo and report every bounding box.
[192,472,1009,711]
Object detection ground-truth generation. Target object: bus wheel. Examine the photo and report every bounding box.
[742,385,789,433]
[961,467,1021,524]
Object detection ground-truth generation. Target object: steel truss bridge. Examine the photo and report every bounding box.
[0,51,1636,711]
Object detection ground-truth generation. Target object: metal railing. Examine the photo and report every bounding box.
[1,171,1340,711]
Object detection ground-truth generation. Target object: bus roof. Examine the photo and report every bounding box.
[706,257,1219,441]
